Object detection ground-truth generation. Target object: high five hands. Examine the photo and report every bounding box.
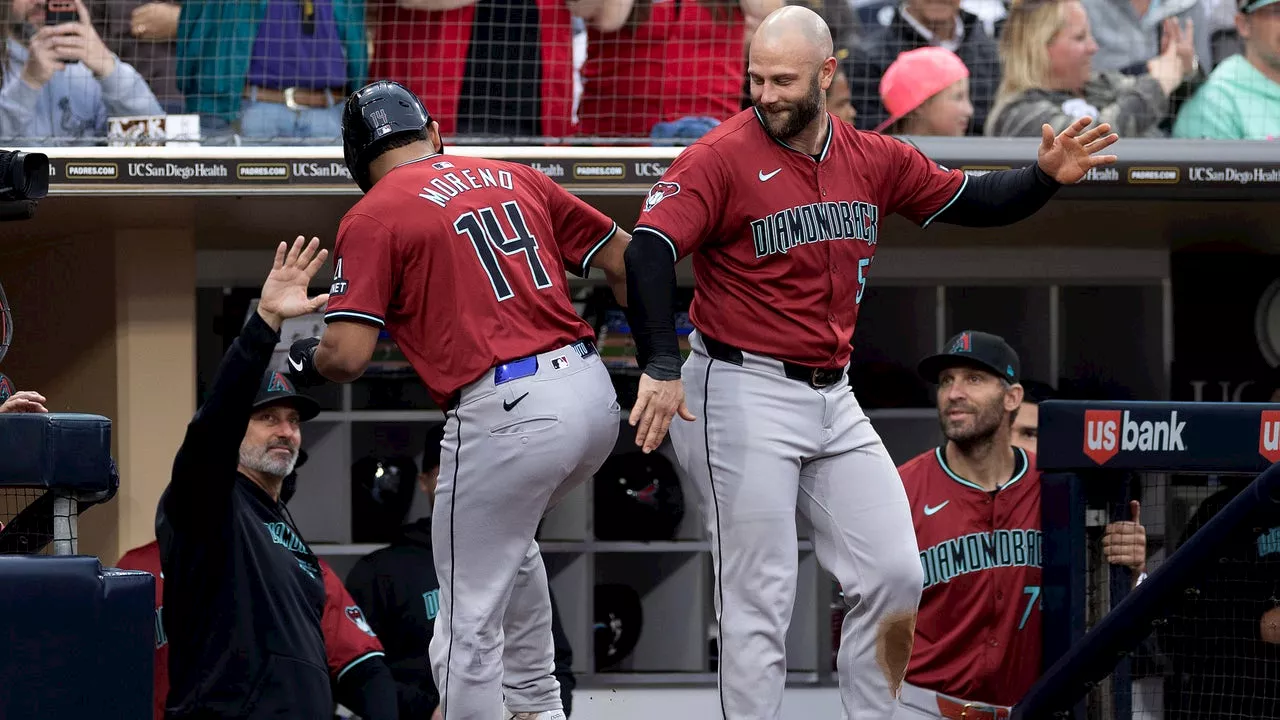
[1036,116,1119,185]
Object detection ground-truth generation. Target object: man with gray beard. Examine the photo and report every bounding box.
[156,236,396,720]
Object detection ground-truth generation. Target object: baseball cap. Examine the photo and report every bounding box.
[252,370,321,422]
[1239,0,1279,12]
[874,47,970,133]
[918,331,1021,385]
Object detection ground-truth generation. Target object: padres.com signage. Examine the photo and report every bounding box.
[1037,400,1280,474]
[38,150,1280,199]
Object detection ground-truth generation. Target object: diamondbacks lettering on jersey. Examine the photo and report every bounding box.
[264,521,309,554]
[749,200,880,259]
[417,163,516,208]
[919,528,1043,589]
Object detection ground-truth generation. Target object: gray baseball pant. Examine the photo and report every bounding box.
[429,341,620,719]
[670,330,924,720]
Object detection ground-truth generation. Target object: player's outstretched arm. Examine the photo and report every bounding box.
[587,228,632,307]
[624,230,696,453]
[932,117,1118,228]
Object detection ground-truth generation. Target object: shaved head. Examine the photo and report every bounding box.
[748,6,837,143]
[752,5,835,66]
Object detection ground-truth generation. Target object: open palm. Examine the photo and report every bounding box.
[1037,117,1119,185]
[259,236,330,323]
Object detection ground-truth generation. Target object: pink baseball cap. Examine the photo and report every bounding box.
[874,47,970,133]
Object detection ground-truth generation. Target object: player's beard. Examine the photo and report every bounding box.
[240,439,299,479]
[756,71,825,142]
[939,395,1007,453]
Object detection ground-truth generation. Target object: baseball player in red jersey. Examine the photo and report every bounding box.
[619,7,1118,718]
[116,540,389,720]
[895,331,1147,718]
[286,81,630,720]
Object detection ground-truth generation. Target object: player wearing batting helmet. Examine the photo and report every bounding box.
[287,80,632,720]
[621,4,1119,717]
[895,331,1147,718]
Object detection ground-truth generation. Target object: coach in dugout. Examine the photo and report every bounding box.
[156,237,396,720]
[121,452,393,720]
[894,331,1148,719]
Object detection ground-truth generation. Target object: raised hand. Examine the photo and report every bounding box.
[1036,116,1119,185]
[257,236,331,330]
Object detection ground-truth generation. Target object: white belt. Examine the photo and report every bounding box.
[899,682,1013,720]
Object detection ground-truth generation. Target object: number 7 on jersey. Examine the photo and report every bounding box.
[453,201,553,302]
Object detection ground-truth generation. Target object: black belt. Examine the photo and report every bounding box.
[700,335,845,389]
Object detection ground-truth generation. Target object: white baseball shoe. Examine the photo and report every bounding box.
[503,710,567,720]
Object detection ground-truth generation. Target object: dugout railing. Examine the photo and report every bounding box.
[0,412,155,718]
[1013,400,1280,720]
[0,412,120,555]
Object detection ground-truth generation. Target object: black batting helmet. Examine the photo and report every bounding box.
[592,450,684,542]
[342,80,432,193]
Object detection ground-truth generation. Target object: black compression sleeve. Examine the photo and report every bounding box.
[933,163,1061,227]
[623,230,682,381]
[334,656,398,720]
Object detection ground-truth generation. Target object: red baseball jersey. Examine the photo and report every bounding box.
[324,154,618,407]
[117,541,385,720]
[370,0,573,138]
[896,446,1043,707]
[636,109,965,368]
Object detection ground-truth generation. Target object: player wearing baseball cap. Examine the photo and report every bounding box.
[895,331,1147,718]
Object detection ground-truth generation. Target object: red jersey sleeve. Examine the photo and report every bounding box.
[634,142,729,260]
[116,543,166,720]
[532,169,620,278]
[874,135,967,228]
[320,561,385,682]
[323,213,399,329]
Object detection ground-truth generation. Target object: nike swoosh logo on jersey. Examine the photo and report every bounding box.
[758,168,781,182]
[503,393,529,412]
[923,501,950,516]
[288,356,305,372]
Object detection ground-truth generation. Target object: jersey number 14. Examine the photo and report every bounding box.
[453,201,553,302]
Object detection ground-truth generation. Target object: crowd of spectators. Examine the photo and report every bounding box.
[1,0,1275,145]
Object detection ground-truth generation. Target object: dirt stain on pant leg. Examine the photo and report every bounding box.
[876,610,917,700]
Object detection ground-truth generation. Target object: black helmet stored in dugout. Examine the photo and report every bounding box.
[342,80,432,193]
[592,450,684,542]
